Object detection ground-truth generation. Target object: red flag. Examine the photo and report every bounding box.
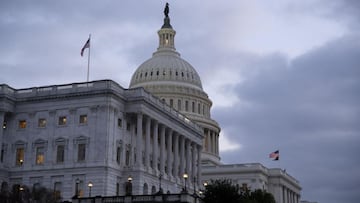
[81,38,90,57]
[269,150,279,161]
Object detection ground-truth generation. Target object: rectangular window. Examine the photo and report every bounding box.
[38,118,47,128]
[36,146,45,165]
[192,102,195,112]
[116,146,121,164]
[16,148,24,166]
[170,99,173,107]
[56,145,65,163]
[58,116,67,125]
[125,149,130,166]
[198,103,201,114]
[2,121,7,129]
[79,115,87,124]
[118,118,122,128]
[54,182,62,200]
[178,100,181,111]
[19,120,27,129]
[126,123,131,131]
[77,144,86,162]
[185,101,189,111]
[116,183,120,196]
[0,149,4,163]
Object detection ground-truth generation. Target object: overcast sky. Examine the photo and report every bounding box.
[1,1,359,202]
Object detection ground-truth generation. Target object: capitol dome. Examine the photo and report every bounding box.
[129,49,203,91]
[129,7,221,166]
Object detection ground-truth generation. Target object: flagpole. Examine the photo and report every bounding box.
[87,34,91,82]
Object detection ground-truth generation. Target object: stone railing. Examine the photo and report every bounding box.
[73,193,201,203]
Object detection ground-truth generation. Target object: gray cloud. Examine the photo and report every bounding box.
[1,1,359,203]
[214,34,360,203]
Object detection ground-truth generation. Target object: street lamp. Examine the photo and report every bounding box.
[126,176,133,196]
[193,176,197,195]
[183,173,188,193]
[158,174,163,194]
[88,181,93,197]
[75,179,80,198]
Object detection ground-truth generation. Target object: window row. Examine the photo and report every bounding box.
[135,70,198,81]
[163,98,209,115]
[14,143,87,166]
[5,115,88,130]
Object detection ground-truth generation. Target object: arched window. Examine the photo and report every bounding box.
[143,183,148,195]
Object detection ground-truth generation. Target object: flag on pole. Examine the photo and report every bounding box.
[81,38,90,57]
[269,150,279,161]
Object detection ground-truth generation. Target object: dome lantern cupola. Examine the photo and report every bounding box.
[156,2,177,55]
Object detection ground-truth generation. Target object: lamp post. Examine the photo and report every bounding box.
[19,186,24,203]
[183,173,188,193]
[75,179,80,198]
[88,181,93,197]
[193,176,196,195]
[126,176,133,196]
[159,174,163,194]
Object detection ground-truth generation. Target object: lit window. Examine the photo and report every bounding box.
[79,115,87,124]
[36,146,45,165]
[77,144,86,162]
[56,145,65,163]
[58,116,67,125]
[54,182,62,200]
[2,121,6,129]
[16,148,24,166]
[19,120,27,129]
[118,118,122,128]
[38,118,47,128]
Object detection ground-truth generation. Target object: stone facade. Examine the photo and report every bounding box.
[201,164,301,203]
[0,80,203,201]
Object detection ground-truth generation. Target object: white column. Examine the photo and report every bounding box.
[197,145,202,184]
[160,125,166,175]
[215,133,219,155]
[167,129,173,177]
[145,116,151,169]
[179,136,185,176]
[153,120,159,173]
[173,133,179,178]
[191,143,196,179]
[207,130,211,152]
[136,113,143,168]
[287,189,290,203]
[186,139,191,174]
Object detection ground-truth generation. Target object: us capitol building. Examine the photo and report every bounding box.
[0,5,301,203]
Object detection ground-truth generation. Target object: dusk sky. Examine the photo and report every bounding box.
[1,1,359,203]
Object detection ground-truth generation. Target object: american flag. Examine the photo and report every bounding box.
[81,38,90,57]
[269,150,279,161]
